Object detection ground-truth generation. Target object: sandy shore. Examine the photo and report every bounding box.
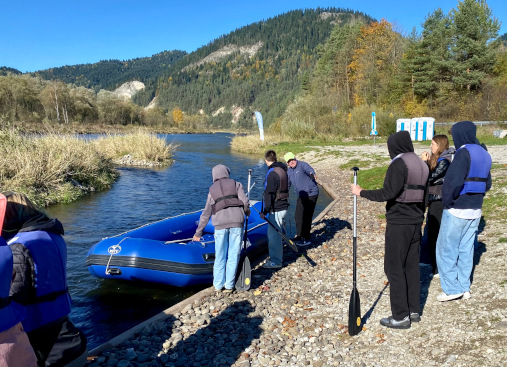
[85,142,507,367]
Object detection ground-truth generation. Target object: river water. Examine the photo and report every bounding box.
[45,133,332,349]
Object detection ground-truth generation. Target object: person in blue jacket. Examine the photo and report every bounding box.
[0,239,38,367]
[435,121,492,302]
[1,192,87,366]
[284,152,319,247]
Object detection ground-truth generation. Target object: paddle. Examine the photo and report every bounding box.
[251,205,298,253]
[235,169,252,291]
[348,166,362,336]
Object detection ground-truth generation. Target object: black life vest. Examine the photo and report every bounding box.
[265,166,289,201]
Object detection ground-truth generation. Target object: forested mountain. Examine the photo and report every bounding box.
[0,67,22,76]
[32,50,187,91]
[30,8,373,128]
[136,8,373,127]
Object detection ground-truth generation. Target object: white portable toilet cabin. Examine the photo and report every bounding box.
[410,117,435,141]
[396,119,412,133]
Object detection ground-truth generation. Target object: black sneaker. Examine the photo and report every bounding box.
[380,316,411,329]
[410,313,421,322]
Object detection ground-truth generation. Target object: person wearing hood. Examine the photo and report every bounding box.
[420,135,455,277]
[1,191,87,367]
[193,165,250,293]
[260,150,290,269]
[435,121,492,302]
[351,131,429,329]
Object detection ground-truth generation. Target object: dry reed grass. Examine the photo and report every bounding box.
[93,130,175,163]
[0,129,175,206]
[230,134,285,154]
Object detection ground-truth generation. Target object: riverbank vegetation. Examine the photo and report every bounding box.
[0,129,175,206]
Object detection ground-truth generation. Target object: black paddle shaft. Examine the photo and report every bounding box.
[235,169,253,292]
[352,167,358,286]
[348,166,362,336]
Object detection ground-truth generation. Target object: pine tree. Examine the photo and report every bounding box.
[450,0,500,90]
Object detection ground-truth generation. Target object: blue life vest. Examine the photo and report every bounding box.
[8,231,72,333]
[0,242,26,332]
[458,144,492,195]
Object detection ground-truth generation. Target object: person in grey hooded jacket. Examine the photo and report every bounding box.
[193,165,250,292]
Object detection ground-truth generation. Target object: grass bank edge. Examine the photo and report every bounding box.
[0,129,175,207]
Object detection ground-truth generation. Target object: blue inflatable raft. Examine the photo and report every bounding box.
[86,202,267,287]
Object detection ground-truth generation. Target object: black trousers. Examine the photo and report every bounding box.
[426,200,444,274]
[384,223,421,320]
[27,316,87,367]
[295,194,318,240]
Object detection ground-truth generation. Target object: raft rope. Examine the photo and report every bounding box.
[105,237,129,275]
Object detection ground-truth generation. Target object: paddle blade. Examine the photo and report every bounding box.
[284,237,299,253]
[348,287,362,336]
[235,254,251,291]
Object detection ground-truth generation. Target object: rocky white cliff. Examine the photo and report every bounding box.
[113,81,145,100]
[183,41,263,71]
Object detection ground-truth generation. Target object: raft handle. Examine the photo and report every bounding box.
[107,268,122,276]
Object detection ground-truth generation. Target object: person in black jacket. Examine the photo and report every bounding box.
[351,131,428,329]
[420,135,455,276]
[261,150,289,269]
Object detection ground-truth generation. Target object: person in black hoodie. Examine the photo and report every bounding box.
[351,131,428,329]
[420,134,455,276]
[435,121,492,302]
[260,150,289,269]
[1,192,87,367]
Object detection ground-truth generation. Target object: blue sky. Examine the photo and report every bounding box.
[1,0,506,73]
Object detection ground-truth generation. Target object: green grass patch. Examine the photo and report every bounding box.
[352,165,387,189]
[498,238,507,243]
[481,166,507,221]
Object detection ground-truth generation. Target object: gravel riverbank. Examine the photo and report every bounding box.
[86,143,507,367]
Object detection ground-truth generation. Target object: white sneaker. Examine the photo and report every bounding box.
[437,292,463,302]
[462,291,471,300]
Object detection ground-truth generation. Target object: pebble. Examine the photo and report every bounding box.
[86,144,507,367]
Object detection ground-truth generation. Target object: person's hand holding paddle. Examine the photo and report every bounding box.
[192,235,201,242]
[351,184,362,196]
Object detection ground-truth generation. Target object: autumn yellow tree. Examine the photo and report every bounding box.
[172,107,183,124]
[348,19,404,107]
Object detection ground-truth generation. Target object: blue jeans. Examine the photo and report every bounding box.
[436,210,480,295]
[213,227,243,290]
[267,210,287,266]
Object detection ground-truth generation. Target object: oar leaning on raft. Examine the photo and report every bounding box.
[251,205,298,253]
